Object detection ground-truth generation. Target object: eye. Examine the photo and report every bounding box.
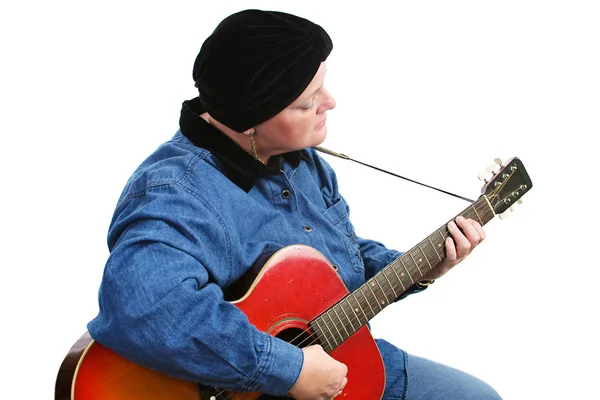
[301,103,314,112]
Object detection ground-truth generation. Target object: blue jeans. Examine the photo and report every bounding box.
[260,339,502,399]
[378,339,503,400]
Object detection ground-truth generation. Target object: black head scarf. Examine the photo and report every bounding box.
[192,9,333,132]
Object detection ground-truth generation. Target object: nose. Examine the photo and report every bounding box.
[318,86,336,113]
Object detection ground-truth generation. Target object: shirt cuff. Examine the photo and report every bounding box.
[396,280,433,301]
[247,333,304,396]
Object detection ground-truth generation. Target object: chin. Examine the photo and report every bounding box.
[310,128,327,147]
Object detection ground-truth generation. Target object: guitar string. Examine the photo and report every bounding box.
[215,261,481,399]
[212,320,341,399]
[294,195,492,341]
[216,199,497,399]
[215,301,392,400]
[216,201,497,400]
[261,200,495,356]
[217,342,379,400]
[214,299,383,399]
[213,258,437,400]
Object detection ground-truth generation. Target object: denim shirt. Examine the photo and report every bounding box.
[87,98,422,396]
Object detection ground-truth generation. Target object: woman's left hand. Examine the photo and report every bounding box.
[421,216,486,281]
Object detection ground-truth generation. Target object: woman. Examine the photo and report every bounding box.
[88,9,502,400]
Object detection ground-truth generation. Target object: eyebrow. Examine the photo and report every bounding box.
[298,85,321,104]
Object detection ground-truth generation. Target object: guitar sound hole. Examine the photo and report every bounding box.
[276,327,318,348]
[259,329,314,400]
[198,328,319,400]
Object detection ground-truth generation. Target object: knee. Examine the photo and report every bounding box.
[463,382,503,400]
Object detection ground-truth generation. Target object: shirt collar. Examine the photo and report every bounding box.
[179,97,303,192]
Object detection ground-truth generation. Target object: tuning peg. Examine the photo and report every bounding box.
[499,210,510,219]
[485,163,498,173]
[499,206,515,219]
[479,158,505,180]
[517,199,524,204]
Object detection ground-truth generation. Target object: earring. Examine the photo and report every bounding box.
[249,131,265,165]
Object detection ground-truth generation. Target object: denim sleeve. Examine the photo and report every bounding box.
[87,186,303,396]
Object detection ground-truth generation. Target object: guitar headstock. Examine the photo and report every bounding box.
[479,157,533,217]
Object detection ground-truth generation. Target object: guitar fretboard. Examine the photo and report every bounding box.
[309,195,495,352]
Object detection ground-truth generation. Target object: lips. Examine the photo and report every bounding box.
[315,117,327,130]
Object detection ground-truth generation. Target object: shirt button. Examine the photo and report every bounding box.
[281,189,291,199]
[303,226,313,232]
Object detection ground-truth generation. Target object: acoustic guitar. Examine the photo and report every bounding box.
[55,157,532,400]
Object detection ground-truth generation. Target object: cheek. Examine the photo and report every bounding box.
[293,119,316,143]
[277,115,313,139]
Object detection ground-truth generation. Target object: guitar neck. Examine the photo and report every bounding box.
[309,195,495,352]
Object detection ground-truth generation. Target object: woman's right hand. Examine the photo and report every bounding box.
[288,345,348,400]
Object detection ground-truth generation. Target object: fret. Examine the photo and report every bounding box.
[366,280,384,311]
[324,311,343,346]
[347,295,364,327]
[480,197,492,218]
[332,306,350,340]
[312,318,333,352]
[417,244,434,271]
[481,197,495,223]
[321,314,340,350]
[381,269,399,299]
[427,236,443,261]
[308,190,517,353]
[437,229,447,243]
[351,292,369,324]
[399,258,415,284]
[422,238,443,265]
[374,276,391,306]
[341,303,356,335]
[314,317,334,352]
[388,263,407,291]
[464,210,473,220]
[339,300,357,333]
[358,286,377,318]
[333,303,351,334]
[408,251,424,277]
[481,198,495,224]
[471,204,483,225]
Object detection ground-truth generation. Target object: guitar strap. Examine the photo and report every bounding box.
[313,146,476,203]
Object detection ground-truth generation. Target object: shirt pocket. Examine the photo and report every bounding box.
[320,197,364,273]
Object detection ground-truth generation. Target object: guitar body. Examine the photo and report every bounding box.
[56,245,385,400]
[55,333,201,400]
[233,245,386,399]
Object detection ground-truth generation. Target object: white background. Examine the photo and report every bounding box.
[1,1,599,399]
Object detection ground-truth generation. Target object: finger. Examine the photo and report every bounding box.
[447,220,470,258]
[456,216,481,245]
[450,219,474,257]
[445,235,457,262]
[329,377,348,399]
[339,377,348,390]
[470,219,486,241]
[338,362,348,375]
